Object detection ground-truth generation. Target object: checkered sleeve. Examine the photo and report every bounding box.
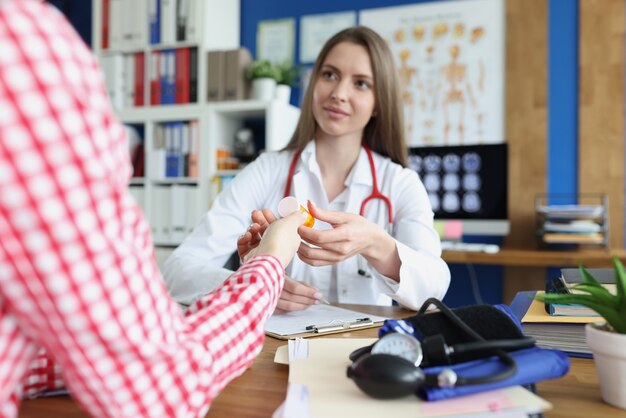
[0,2,284,417]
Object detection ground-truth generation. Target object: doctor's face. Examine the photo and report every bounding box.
[312,42,376,142]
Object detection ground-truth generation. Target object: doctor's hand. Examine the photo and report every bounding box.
[250,208,278,227]
[237,211,307,269]
[236,208,279,261]
[297,201,400,280]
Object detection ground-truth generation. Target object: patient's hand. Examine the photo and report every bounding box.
[237,211,306,268]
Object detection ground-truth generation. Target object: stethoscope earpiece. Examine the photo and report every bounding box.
[347,353,425,399]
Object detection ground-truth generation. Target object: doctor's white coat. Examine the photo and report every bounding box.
[162,142,450,310]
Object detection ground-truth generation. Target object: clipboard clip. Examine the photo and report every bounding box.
[305,317,373,334]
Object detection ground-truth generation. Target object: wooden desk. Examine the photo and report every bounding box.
[442,248,626,304]
[442,247,626,268]
[18,304,626,418]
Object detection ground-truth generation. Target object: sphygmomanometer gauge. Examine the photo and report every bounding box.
[371,333,423,366]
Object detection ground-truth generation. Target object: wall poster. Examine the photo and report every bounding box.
[360,0,504,147]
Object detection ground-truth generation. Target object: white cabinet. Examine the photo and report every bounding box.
[91,0,301,246]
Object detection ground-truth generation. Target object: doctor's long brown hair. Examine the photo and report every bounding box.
[283,26,408,168]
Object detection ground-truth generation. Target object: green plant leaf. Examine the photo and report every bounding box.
[579,264,603,286]
[536,276,626,333]
[276,63,298,86]
[613,256,626,301]
[570,283,617,306]
[537,293,607,309]
[246,60,281,81]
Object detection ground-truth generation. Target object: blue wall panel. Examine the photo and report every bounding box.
[47,0,91,45]
[548,0,578,199]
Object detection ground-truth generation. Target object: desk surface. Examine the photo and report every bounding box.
[19,304,626,418]
[442,247,626,267]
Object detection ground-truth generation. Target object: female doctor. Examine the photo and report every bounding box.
[163,26,450,311]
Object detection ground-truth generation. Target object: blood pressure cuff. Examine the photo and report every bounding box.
[379,304,570,401]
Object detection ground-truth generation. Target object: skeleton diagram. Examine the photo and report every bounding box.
[440,44,475,144]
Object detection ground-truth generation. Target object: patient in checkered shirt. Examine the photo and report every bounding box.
[0,1,306,417]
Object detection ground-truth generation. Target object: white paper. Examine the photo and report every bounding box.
[288,338,309,361]
[283,384,311,418]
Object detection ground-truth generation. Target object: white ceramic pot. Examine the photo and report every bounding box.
[251,78,276,101]
[586,322,626,409]
[274,84,291,103]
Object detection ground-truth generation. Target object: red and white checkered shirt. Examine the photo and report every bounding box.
[0,1,284,417]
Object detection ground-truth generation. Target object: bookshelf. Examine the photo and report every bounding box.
[91,1,301,247]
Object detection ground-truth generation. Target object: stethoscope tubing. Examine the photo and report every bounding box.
[284,145,394,224]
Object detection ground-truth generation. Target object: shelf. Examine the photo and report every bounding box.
[93,1,300,248]
[150,177,199,185]
[442,247,626,267]
[117,104,207,121]
[211,100,276,115]
[214,169,242,177]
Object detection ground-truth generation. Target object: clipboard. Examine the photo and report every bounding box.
[264,304,387,340]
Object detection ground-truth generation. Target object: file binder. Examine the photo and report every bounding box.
[224,48,252,101]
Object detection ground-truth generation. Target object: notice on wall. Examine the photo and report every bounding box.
[257,18,295,64]
[299,11,357,63]
[361,0,505,147]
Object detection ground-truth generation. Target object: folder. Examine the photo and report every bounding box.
[224,48,252,101]
[264,304,387,340]
[207,50,225,101]
[275,338,552,418]
[175,48,190,104]
[134,52,145,107]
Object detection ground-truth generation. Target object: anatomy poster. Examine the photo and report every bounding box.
[360,0,504,146]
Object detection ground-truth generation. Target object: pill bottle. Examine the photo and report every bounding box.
[278,196,315,228]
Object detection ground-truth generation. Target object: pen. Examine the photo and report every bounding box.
[305,317,371,331]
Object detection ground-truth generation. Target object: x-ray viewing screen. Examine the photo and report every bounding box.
[408,143,508,223]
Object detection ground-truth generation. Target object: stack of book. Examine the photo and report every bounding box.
[546,267,615,316]
[511,291,598,357]
[512,268,616,356]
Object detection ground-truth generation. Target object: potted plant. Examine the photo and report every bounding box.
[275,62,298,103]
[535,256,626,409]
[246,60,280,101]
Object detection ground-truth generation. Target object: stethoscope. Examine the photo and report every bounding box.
[284,145,393,277]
